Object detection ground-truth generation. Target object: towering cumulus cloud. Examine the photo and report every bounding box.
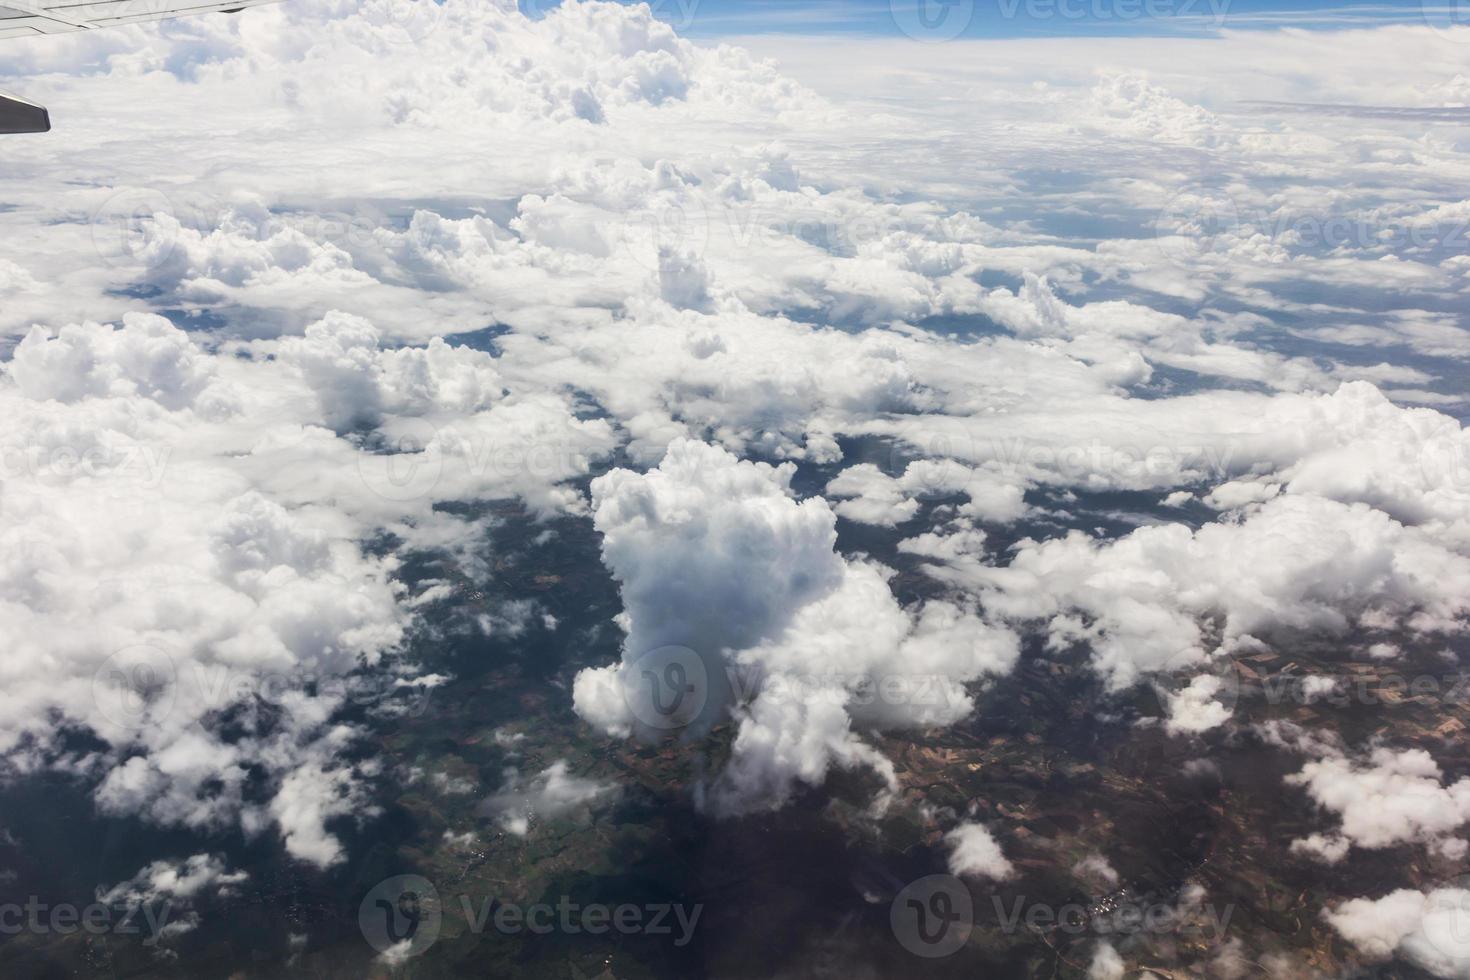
[573,439,1018,813]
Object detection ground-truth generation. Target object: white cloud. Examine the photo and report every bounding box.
[98,853,248,905]
[954,491,1470,692]
[1164,673,1233,735]
[826,458,1027,527]
[4,3,1470,956]
[0,307,617,865]
[1073,853,1120,891]
[1326,888,1470,978]
[479,760,618,835]
[1288,747,1470,857]
[1087,940,1126,980]
[945,822,1013,880]
[1290,833,1351,865]
[573,439,1018,814]
[97,853,247,940]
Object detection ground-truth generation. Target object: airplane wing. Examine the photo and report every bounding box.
[0,0,281,133]
[0,90,49,133]
[0,0,279,39]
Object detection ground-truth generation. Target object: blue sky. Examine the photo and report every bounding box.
[521,0,1467,38]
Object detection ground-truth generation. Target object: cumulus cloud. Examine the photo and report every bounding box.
[1073,853,1120,891]
[98,853,248,906]
[1164,674,1233,735]
[4,5,1470,968]
[1287,747,1470,858]
[1087,940,1126,980]
[826,459,1027,527]
[573,439,1018,813]
[1290,833,1352,865]
[945,822,1013,880]
[0,307,619,866]
[960,491,1470,692]
[1325,887,1470,978]
[0,318,411,864]
[10,314,225,411]
[97,853,248,940]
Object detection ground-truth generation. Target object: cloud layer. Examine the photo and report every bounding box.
[2,6,1470,974]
